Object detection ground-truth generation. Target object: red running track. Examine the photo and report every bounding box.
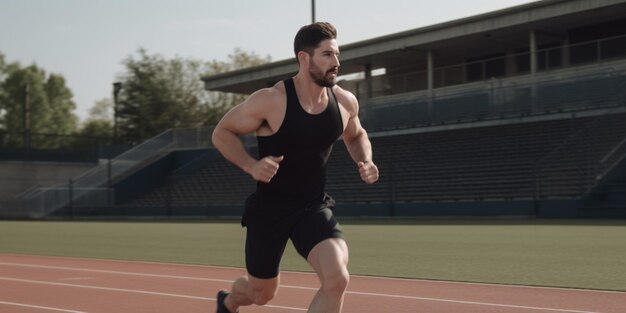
[0,254,624,313]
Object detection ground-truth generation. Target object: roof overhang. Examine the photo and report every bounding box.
[203,0,626,94]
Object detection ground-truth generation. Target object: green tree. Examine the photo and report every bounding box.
[116,49,205,142]
[202,48,272,126]
[45,74,78,135]
[115,48,270,142]
[0,53,7,128]
[79,98,113,139]
[0,52,7,81]
[0,59,78,148]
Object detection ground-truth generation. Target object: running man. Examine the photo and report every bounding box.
[211,22,379,313]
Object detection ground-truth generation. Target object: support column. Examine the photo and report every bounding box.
[530,29,538,77]
[22,84,31,156]
[364,63,372,99]
[562,38,570,67]
[505,49,516,76]
[529,30,538,106]
[427,50,434,119]
[427,50,434,93]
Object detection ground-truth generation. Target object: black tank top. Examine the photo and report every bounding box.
[256,78,343,204]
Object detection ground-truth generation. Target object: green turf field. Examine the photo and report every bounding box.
[1,219,625,291]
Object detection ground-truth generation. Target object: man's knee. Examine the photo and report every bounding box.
[321,268,350,294]
[247,276,279,306]
[250,285,278,305]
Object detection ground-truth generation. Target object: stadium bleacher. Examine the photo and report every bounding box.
[8,72,623,219]
[113,69,626,214]
[120,111,625,214]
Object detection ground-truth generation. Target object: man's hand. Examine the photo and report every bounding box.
[358,160,379,184]
[248,155,283,183]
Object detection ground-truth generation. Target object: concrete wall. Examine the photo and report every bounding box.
[0,161,95,217]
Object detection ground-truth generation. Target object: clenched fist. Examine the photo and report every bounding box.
[249,155,283,183]
[358,160,379,184]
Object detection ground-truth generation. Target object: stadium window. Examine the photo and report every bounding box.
[600,35,626,61]
[537,43,562,70]
[568,18,626,65]
[515,48,531,74]
[466,53,506,81]
[569,41,597,65]
[485,55,506,78]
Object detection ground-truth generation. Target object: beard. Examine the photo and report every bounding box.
[309,61,338,87]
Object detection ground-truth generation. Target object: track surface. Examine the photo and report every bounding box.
[0,254,624,313]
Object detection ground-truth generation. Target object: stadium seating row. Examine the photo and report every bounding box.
[124,112,625,208]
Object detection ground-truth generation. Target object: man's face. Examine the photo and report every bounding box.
[308,39,340,87]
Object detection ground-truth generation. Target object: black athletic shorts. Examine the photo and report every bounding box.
[241,192,344,279]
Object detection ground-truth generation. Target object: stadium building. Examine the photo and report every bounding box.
[3,0,625,219]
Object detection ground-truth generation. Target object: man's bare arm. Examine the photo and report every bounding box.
[211,89,283,182]
[339,90,379,184]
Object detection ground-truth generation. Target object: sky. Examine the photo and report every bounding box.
[0,0,537,122]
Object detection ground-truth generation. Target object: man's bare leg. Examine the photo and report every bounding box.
[306,238,350,313]
[221,275,279,312]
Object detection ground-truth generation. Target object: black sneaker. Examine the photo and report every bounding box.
[216,290,233,313]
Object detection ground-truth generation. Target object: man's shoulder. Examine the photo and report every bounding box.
[248,81,286,104]
[331,85,358,114]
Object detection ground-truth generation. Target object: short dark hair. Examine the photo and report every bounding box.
[293,22,337,60]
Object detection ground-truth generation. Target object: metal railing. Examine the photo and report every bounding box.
[533,108,626,201]
[22,187,114,219]
[358,34,626,99]
[0,131,125,162]
[598,137,626,178]
[62,112,625,217]
[360,69,626,131]
[20,127,214,218]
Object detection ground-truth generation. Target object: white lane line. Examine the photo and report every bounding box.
[351,274,626,295]
[0,277,306,312]
[0,262,611,312]
[345,290,601,313]
[59,277,95,281]
[0,261,233,283]
[1,256,623,295]
[0,261,317,290]
[0,300,88,313]
[0,275,602,313]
